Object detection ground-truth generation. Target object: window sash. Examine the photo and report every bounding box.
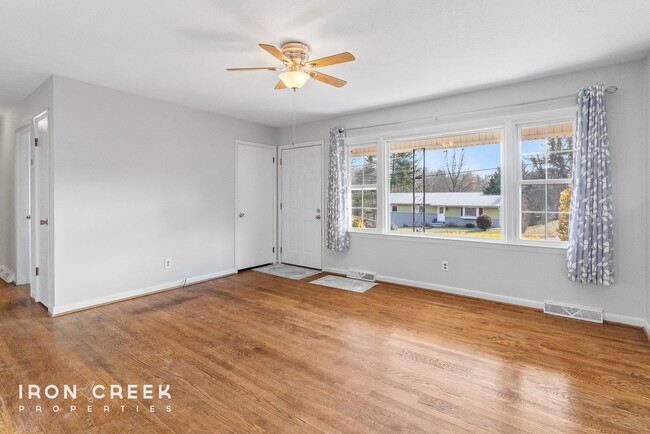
[516,119,574,243]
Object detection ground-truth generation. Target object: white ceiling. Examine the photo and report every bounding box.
[1,0,650,127]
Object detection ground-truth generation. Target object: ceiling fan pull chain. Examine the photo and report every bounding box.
[292,89,297,146]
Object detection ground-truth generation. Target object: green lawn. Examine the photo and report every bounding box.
[394,226,502,238]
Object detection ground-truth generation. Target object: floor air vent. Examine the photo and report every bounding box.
[346,270,376,282]
[543,301,603,323]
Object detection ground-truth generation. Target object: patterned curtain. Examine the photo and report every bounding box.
[567,84,613,285]
[326,128,350,251]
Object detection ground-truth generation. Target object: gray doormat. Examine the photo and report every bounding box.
[309,275,377,293]
[253,263,320,280]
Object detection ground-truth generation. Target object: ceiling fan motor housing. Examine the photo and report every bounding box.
[281,42,310,65]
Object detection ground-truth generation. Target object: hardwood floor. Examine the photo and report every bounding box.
[1,271,649,433]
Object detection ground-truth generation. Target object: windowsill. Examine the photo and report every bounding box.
[346,229,567,254]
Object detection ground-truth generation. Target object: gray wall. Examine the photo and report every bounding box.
[279,59,648,325]
[646,53,650,332]
[50,77,276,310]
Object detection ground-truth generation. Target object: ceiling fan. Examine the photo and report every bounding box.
[227,42,355,90]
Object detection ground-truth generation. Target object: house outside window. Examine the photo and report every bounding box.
[387,128,502,238]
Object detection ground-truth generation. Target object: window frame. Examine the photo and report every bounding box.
[460,207,481,219]
[347,140,379,232]
[385,125,505,240]
[515,118,575,247]
[342,106,575,250]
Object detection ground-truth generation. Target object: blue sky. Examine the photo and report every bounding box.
[424,143,500,176]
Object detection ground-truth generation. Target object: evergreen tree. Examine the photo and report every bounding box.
[482,167,501,195]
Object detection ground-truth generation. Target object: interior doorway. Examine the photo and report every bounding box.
[15,123,32,286]
[15,110,51,307]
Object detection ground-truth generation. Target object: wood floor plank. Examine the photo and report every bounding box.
[1,271,650,433]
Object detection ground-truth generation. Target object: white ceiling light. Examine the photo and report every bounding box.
[279,69,310,89]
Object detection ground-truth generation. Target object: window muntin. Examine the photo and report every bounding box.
[387,129,502,238]
[518,122,574,242]
[349,144,377,230]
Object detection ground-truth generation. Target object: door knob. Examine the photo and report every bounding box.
[239,213,245,218]
[315,215,321,220]
[40,219,48,226]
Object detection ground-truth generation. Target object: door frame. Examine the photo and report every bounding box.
[234,140,278,270]
[278,140,325,271]
[15,122,32,286]
[32,109,53,308]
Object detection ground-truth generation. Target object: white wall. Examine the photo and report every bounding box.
[279,59,648,325]
[0,77,53,275]
[50,77,276,312]
[646,53,650,332]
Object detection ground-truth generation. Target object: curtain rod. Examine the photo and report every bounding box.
[339,86,618,133]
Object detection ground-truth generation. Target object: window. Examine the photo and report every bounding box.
[343,108,574,247]
[349,144,377,229]
[460,207,484,218]
[388,129,502,238]
[518,122,574,242]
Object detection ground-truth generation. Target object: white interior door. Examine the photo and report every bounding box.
[280,145,322,269]
[15,124,32,286]
[236,142,276,270]
[31,111,50,306]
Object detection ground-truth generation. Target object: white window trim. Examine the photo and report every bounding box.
[514,117,574,247]
[460,207,480,219]
[343,106,575,248]
[347,140,380,232]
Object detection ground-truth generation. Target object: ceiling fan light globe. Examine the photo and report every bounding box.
[279,71,310,89]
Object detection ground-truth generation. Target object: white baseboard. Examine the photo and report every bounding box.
[0,265,16,284]
[322,266,645,327]
[50,268,237,316]
[644,321,650,343]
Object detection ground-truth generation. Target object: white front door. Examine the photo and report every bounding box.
[280,145,322,269]
[32,111,50,307]
[236,142,276,270]
[437,206,445,223]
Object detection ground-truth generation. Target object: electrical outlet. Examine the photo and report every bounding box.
[442,261,449,272]
[164,259,172,269]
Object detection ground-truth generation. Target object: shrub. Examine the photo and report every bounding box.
[390,223,398,231]
[558,184,572,241]
[476,214,492,231]
[465,223,476,229]
[352,217,365,228]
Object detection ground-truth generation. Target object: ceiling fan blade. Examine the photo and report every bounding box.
[274,80,287,90]
[226,67,282,71]
[307,52,355,68]
[259,44,290,63]
[310,71,347,88]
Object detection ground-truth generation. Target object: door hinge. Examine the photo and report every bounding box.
[280,202,283,210]
[35,267,39,276]
[280,247,282,254]
[272,247,275,253]
[34,138,38,147]
[280,158,282,165]
[31,158,34,167]
[273,157,275,163]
